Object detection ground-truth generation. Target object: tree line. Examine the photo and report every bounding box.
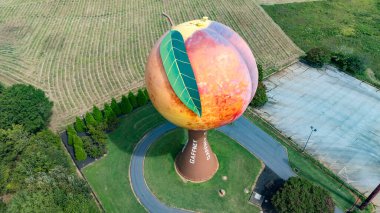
[67,89,149,161]
[0,84,99,212]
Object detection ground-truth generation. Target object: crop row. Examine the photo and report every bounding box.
[0,0,302,130]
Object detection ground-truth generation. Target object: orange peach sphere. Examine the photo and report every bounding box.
[145,18,259,130]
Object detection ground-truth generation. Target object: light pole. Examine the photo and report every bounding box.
[359,184,380,210]
[302,126,317,152]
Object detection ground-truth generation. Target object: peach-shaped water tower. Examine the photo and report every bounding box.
[145,16,259,182]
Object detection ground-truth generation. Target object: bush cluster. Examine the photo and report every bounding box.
[303,47,366,74]
[250,64,268,107]
[303,48,331,68]
[67,88,150,161]
[272,177,334,213]
[250,82,268,107]
[331,52,366,74]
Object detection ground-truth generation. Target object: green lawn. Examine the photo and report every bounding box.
[144,129,262,213]
[81,103,373,212]
[82,104,166,212]
[244,109,374,212]
[263,0,380,84]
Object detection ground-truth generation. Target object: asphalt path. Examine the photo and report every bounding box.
[219,117,295,180]
[129,116,342,213]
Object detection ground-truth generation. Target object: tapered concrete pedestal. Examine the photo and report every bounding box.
[175,130,219,183]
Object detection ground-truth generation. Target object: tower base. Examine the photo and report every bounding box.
[174,130,219,183]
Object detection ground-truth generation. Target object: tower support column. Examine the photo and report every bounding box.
[175,130,219,182]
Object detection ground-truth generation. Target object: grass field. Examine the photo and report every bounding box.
[144,129,262,212]
[0,0,302,130]
[82,103,374,212]
[82,104,166,212]
[244,108,374,212]
[263,0,380,85]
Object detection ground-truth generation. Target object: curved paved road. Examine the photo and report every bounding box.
[130,116,295,212]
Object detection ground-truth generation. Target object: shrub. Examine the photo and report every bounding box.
[88,126,107,145]
[128,91,138,109]
[119,95,133,114]
[111,98,121,116]
[73,135,83,147]
[103,104,116,121]
[250,82,268,107]
[331,52,366,74]
[0,84,53,133]
[272,177,334,213]
[0,200,5,212]
[303,48,331,68]
[67,125,76,145]
[67,132,74,146]
[83,136,105,158]
[74,117,86,132]
[143,88,150,101]
[0,83,4,94]
[92,105,103,123]
[103,103,117,129]
[137,89,148,106]
[67,125,76,135]
[74,144,87,161]
[257,64,264,82]
[85,112,97,128]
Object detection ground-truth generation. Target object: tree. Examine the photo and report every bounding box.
[73,135,83,147]
[103,103,117,127]
[14,130,70,180]
[111,98,122,116]
[0,126,71,195]
[137,89,148,106]
[66,125,76,146]
[92,105,103,123]
[74,117,86,132]
[67,125,76,135]
[85,112,97,128]
[128,91,138,109]
[119,95,133,114]
[74,144,87,161]
[0,125,29,194]
[143,88,150,101]
[250,82,268,107]
[0,84,53,133]
[7,167,99,212]
[0,83,4,94]
[272,177,334,213]
[67,132,74,146]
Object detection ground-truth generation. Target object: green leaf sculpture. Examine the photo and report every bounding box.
[160,30,202,117]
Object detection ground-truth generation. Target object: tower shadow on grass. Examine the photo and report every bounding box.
[143,128,187,160]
